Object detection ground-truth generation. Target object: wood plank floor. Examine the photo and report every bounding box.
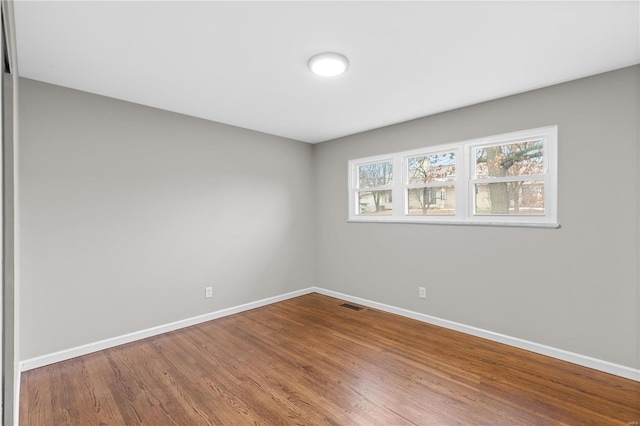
[20,293,640,425]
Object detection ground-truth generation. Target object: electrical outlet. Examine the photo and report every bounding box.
[205,286,213,298]
[419,287,426,299]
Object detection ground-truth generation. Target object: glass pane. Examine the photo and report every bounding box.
[407,187,455,215]
[358,190,393,215]
[358,161,393,188]
[475,140,544,179]
[475,180,544,215]
[408,153,455,184]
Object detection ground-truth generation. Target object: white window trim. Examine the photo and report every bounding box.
[347,125,559,228]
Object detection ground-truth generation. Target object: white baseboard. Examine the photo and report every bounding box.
[20,288,315,372]
[21,286,640,383]
[312,287,640,382]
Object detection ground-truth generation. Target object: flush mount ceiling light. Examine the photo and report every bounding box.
[307,52,349,77]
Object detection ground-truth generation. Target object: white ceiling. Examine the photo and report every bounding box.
[13,1,640,143]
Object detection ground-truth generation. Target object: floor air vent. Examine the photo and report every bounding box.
[340,303,364,311]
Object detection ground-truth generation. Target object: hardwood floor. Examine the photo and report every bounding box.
[20,293,640,425]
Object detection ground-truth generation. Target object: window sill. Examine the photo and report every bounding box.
[347,218,561,229]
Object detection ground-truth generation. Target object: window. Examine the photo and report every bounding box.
[406,151,457,216]
[348,126,558,227]
[355,160,394,215]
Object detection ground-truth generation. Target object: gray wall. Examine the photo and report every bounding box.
[19,66,639,370]
[19,78,315,360]
[315,66,639,369]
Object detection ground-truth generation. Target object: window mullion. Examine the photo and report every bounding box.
[406,182,455,190]
[393,156,403,218]
[459,144,470,220]
[472,174,547,185]
[355,185,393,192]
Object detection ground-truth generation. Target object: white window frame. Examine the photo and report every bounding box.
[347,125,558,228]
[402,144,464,223]
[349,155,399,218]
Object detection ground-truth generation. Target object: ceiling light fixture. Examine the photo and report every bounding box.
[307,52,349,77]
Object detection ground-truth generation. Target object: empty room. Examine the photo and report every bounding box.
[2,1,639,425]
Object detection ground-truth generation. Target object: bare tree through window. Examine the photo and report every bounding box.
[407,152,456,215]
[475,140,544,215]
[358,161,393,214]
